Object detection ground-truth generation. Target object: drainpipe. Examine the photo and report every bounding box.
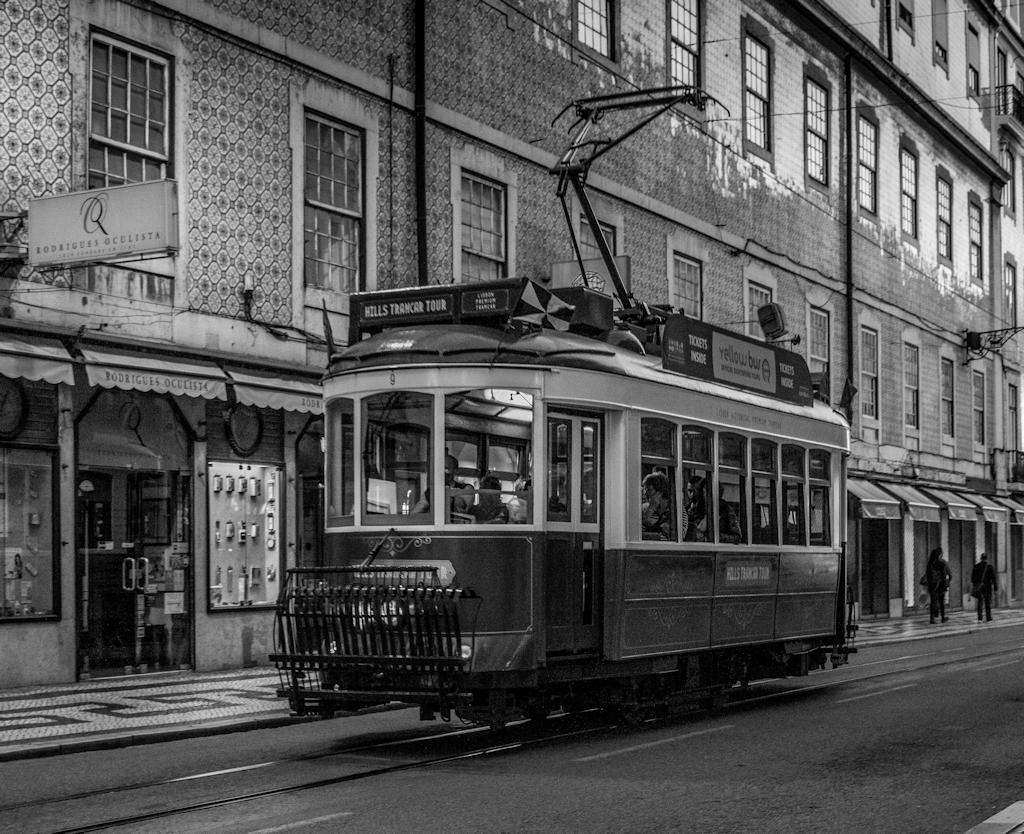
[415,0,428,286]
[845,53,855,419]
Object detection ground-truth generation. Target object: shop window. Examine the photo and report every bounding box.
[718,433,747,544]
[641,417,677,541]
[208,462,281,609]
[0,448,56,618]
[782,444,806,545]
[809,449,831,546]
[681,425,712,542]
[751,438,778,545]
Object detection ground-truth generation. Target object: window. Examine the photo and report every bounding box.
[672,252,702,318]
[669,0,700,88]
[362,392,432,522]
[1005,261,1018,328]
[743,34,771,152]
[808,449,831,546]
[900,146,918,238]
[0,448,57,619]
[641,418,677,541]
[941,357,955,438]
[1009,383,1020,453]
[326,398,355,526]
[579,216,616,260]
[718,433,747,544]
[460,172,506,282]
[969,198,983,285]
[857,116,878,214]
[973,370,986,445]
[89,36,169,187]
[781,444,806,546]
[805,78,828,185]
[903,343,919,430]
[304,114,363,293]
[681,426,712,542]
[747,281,772,338]
[1002,148,1016,215]
[860,327,879,420]
[932,0,948,66]
[809,307,830,376]
[751,439,778,545]
[936,175,952,260]
[897,2,914,35]
[576,0,614,58]
[967,25,980,95]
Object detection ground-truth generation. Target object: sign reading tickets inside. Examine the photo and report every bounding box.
[662,315,813,406]
[28,180,179,267]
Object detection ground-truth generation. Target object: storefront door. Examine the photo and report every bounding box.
[76,392,193,678]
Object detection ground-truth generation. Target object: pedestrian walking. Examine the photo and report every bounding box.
[921,547,951,624]
[970,553,997,622]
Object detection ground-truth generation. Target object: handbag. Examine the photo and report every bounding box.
[971,582,982,599]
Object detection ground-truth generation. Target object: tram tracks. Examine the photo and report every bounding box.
[22,641,1024,834]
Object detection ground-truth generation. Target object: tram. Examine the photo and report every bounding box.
[272,277,852,726]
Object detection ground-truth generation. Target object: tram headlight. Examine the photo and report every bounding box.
[460,644,473,660]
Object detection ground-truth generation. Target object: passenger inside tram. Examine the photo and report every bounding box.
[641,471,675,540]
[410,453,472,516]
[684,475,708,542]
[469,474,510,524]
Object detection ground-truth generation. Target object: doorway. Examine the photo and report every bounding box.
[76,391,193,678]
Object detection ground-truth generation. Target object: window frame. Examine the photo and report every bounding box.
[742,28,772,160]
[667,0,701,90]
[932,0,949,70]
[903,342,920,431]
[1005,258,1018,329]
[459,170,507,283]
[899,143,918,241]
[860,326,879,422]
[941,357,955,440]
[972,369,986,447]
[303,111,366,294]
[804,74,829,188]
[968,195,983,285]
[747,281,773,339]
[857,113,878,216]
[671,251,703,319]
[1009,382,1020,453]
[574,0,617,63]
[936,172,953,263]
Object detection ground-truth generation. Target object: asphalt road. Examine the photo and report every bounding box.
[1,625,1022,834]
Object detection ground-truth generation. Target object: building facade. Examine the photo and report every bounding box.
[1,0,1022,687]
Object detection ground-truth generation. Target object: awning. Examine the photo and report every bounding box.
[0,334,75,386]
[224,367,323,414]
[80,346,228,401]
[877,482,941,523]
[994,496,1024,524]
[847,478,901,519]
[923,488,979,521]
[959,492,1008,523]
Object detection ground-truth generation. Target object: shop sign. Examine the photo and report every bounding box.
[28,180,179,267]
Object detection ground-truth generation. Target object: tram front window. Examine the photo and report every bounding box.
[362,392,433,521]
[445,389,533,524]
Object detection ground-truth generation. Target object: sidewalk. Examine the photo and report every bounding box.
[1,607,1022,762]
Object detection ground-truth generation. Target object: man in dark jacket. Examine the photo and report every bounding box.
[970,553,997,622]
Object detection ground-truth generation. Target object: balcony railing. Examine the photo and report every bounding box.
[996,84,1024,127]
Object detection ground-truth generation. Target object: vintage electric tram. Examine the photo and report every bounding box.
[272,277,852,727]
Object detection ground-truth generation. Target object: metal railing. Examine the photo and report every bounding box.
[995,84,1024,125]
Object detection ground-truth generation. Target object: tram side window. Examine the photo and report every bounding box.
[445,389,533,524]
[640,418,678,541]
[362,392,433,522]
[781,444,806,545]
[751,439,778,545]
[717,433,747,544]
[681,426,712,542]
[809,449,831,546]
[326,398,355,526]
[547,417,571,521]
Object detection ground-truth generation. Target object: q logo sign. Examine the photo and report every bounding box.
[80,193,110,236]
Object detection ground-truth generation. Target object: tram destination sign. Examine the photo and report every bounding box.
[662,315,813,406]
[351,279,521,336]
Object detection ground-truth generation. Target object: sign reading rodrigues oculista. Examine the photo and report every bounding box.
[662,314,813,406]
[28,180,179,267]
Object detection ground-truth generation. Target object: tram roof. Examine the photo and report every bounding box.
[327,324,849,430]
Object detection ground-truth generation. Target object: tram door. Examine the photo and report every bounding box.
[544,412,602,656]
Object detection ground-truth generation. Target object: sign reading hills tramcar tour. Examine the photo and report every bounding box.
[662,315,814,406]
[353,279,521,334]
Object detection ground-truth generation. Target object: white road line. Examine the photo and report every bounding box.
[164,761,281,782]
[835,683,916,703]
[247,811,355,833]
[970,658,1022,672]
[573,725,734,762]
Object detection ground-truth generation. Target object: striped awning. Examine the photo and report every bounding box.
[0,334,75,386]
[994,496,1024,524]
[848,478,901,519]
[224,367,323,414]
[923,489,979,521]
[959,492,1008,523]
[878,482,941,523]
[80,346,228,401]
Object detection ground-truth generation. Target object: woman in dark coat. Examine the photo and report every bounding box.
[922,547,952,624]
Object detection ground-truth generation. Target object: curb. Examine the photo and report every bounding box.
[0,712,306,763]
[856,617,1019,649]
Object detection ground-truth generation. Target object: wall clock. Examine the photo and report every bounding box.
[226,403,263,457]
[0,377,27,439]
